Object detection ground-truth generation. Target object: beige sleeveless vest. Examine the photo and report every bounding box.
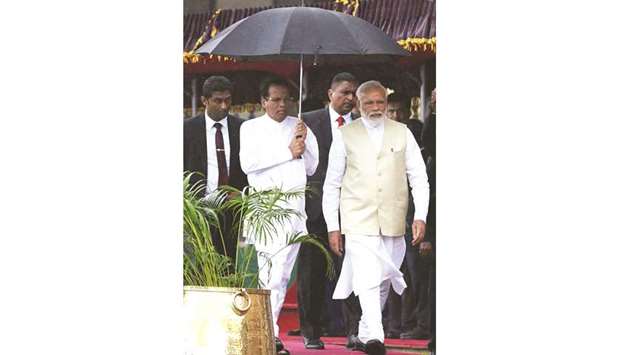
[340,118,409,236]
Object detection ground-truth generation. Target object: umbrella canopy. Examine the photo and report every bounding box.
[195,6,410,64]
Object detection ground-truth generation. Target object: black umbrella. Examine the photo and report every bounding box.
[196,6,410,115]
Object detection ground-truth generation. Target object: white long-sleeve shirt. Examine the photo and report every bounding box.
[328,104,353,137]
[204,114,230,194]
[322,117,429,235]
[240,114,319,248]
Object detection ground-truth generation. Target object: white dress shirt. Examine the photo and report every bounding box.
[239,114,319,249]
[323,117,430,235]
[204,114,230,194]
[328,105,353,137]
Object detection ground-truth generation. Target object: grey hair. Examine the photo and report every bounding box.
[355,80,387,101]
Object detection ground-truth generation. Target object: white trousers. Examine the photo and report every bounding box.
[334,234,406,343]
[256,242,300,336]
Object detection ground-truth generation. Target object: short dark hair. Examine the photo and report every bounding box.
[388,92,410,107]
[331,72,357,88]
[259,77,291,99]
[202,76,233,98]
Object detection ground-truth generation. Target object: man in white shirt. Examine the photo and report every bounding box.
[239,77,319,355]
[322,80,430,355]
[183,75,248,263]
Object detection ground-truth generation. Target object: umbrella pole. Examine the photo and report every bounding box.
[294,54,304,142]
[298,54,303,119]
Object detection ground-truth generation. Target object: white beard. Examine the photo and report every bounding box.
[363,112,385,127]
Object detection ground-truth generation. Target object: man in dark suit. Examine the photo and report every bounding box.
[419,88,436,351]
[387,93,423,146]
[383,91,432,340]
[297,72,364,350]
[387,89,435,343]
[183,75,248,262]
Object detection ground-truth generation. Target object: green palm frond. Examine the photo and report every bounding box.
[251,232,335,286]
[183,171,334,288]
[285,232,335,280]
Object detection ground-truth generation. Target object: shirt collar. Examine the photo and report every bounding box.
[205,113,228,130]
[261,113,290,126]
[328,105,352,123]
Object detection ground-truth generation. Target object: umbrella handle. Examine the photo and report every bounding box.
[296,53,303,140]
[295,54,303,158]
[298,53,303,121]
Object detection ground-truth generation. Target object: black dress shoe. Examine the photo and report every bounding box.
[385,330,401,339]
[275,337,284,351]
[303,336,325,350]
[346,335,365,351]
[274,337,290,355]
[346,334,356,348]
[365,339,386,355]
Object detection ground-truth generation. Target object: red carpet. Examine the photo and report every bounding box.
[277,284,430,354]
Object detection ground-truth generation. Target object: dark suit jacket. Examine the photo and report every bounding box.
[183,113,248,191]
[302,108,359,223]
[407,118,424,147]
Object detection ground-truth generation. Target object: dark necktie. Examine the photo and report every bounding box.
[336,116,345,127]
[213,122,228,186]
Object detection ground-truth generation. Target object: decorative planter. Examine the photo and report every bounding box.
[184,286,275,355]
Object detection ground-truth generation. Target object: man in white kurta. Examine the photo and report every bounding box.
[323,80,429,353]
[239,78,319,344]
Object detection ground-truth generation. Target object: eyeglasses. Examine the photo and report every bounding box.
[265,97,295,104]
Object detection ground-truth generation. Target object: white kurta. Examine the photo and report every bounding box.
[239,114,319,335]
[240,114,319,250]
[323,117,429,297]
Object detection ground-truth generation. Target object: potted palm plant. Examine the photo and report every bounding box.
[183,172,333,355]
